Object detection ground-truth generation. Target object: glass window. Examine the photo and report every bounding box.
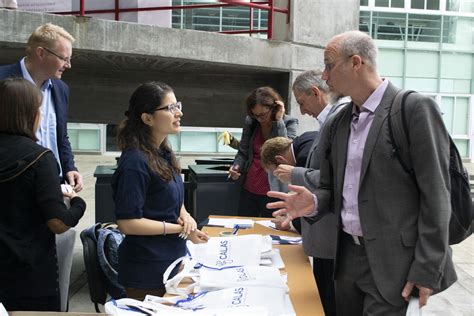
[405,77,438,92]
[181,131,216,152]
[385,76,404,87]
[406,50,439,78]
[442,16,474,49]
[411,0,424,9]
[446,0,460,11]
[359,11,372,35]
[460,0,474,12]
[68,124,101,152]
[375,0,389,7]
[222,7,250,31]
[78,130,100,151]
[427,0,440,10]
[408,14,441,43]
[360,0,369,5]
[440,79,455,93]
[453,80,471,94]
[453,97,470,135]
[440,96,455,132]
[453,139,469,158]
[373,12,406,41]
[379,49,404,77]
[392,0,405,7]
[168,134,180,151]
[441,52,472,79]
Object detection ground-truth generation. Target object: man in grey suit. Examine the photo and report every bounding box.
[267,31,457,315]
[271,70,348,316]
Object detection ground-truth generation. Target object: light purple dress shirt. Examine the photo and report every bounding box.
[341,79,389,236]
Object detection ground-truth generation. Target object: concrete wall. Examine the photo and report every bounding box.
[0,1,358,133]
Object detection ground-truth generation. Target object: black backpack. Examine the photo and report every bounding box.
[388,90,473,245]
[83,223,126,299]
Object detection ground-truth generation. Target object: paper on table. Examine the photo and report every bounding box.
[260,249,285,269]
[255,220,277,230]
[207,218,254,228]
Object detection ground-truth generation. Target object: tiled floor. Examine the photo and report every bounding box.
[68,155,474,315]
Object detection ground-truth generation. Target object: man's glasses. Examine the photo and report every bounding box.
[251,108,272,119]
[154,101,183,114]
[324,54,363,72]
[41,47,72,65]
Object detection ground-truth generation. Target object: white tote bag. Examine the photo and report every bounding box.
[146,287,295,316]
[185,235,271,269]
[163,256,288,295]
[105,297,269,316]
[197,265,288,292]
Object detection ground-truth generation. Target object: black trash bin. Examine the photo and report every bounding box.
[94,165,194,223]
[188,164,240,223]
[93,165,117,223]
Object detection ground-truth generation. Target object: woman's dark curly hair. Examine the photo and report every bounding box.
[117,81,180,181]
[245,86,283,117]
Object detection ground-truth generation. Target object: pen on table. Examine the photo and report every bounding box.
[232,225,240,235]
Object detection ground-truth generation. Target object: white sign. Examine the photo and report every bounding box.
[17,0,71,12]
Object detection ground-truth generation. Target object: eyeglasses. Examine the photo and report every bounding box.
[153,101,183,114]
[251,108,272,119]
[41,47,72,65]
[324,54,364,73]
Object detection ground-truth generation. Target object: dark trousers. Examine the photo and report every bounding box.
[238,188,277,218]
[335,232,408,316]
[313,257,336,316]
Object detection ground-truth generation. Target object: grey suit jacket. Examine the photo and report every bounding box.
[291,102,348,258]
[313,82,457,306]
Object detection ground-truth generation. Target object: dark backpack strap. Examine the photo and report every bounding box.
[388,89,416,178]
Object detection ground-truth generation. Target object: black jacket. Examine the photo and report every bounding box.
[0,134,85,306]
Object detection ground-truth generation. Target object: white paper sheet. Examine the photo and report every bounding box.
[207,218,254,228]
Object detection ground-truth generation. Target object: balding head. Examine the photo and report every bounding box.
[329,31,378,70]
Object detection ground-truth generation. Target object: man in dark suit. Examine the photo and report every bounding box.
[267,31,456,315]
[267,70,348,316]
[0,23,83,191]
[261,131,317,170]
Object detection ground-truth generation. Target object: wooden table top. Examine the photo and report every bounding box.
[204,216,324,316]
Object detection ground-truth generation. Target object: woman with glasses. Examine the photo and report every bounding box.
[0,78,86,311]
[228,86,298,217]
[112,82,208,299]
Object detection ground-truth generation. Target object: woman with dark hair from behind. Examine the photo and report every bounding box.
[0,78,86,311]
[229,86,298,217]
[112,81,209,300]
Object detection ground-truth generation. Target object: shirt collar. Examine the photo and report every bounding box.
[290,144,296,165]
[20,57,52,91]
[352,79,389,115]
[317,104,333,125]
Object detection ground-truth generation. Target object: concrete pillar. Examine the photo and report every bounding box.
[273,0,359,47]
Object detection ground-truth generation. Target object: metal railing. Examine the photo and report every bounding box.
[53,0,290,39]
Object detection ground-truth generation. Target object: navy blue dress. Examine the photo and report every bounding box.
[112,148,186,290]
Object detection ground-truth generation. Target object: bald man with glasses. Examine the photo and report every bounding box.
[0,23,83,191]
